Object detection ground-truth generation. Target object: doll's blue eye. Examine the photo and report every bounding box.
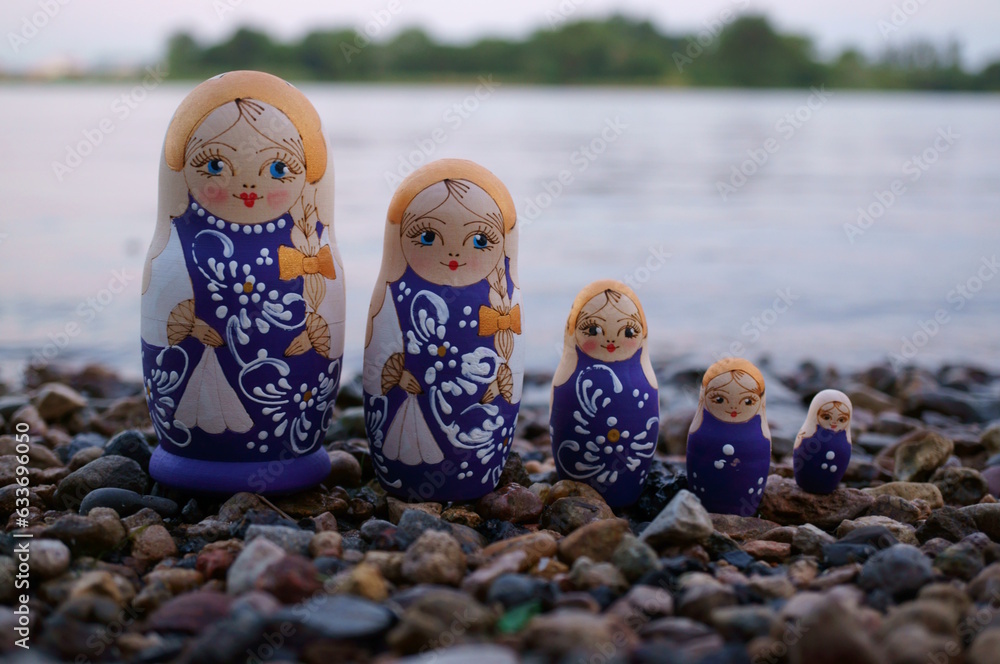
[587,325,601,336]
[713,396,725,404]
[419,231,436,246]
[206,159,224,175]
[472,233,489,249]
[269,161,289,179]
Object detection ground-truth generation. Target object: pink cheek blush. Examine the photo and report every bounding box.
[267,189,291,210]
[201,185,229,205]
[582,340,598,354]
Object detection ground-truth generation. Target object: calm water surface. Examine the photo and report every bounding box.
[1,83,998,382]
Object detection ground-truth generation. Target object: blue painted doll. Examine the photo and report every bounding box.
[363,160,524,502]
[686,358,772,515]
[793,389,853,494]
[141,72,343,494]
[550,280,659,507]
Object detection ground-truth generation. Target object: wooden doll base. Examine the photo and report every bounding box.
[149,445,331,495]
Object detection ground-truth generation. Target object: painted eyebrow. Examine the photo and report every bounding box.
[738,389,759,396]
[580,314,607,322]
[194,141,236,151]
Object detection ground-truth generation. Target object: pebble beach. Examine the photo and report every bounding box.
[3,358,1000,663]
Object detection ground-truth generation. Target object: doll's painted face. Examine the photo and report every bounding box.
[704,370,763,423]
[182,100,307,224]
[817,402,850,432]
[574,290,643,362]
[399,180,505,287]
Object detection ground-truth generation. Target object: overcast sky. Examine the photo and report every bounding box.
[3,0,1000,71]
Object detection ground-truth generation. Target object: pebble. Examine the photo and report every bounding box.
[933,541,985,580]
[255,554,321,603]
[131,524,177,566]
[981,424,1000,456]
[274,594,394,641]
[55,432,107,464]
[401,530,467,586]
[759,476,873,529]
[557,517,631,563]
[79,487,178,517]
[387,588,494,654]
[792,523,836,556]
[640,489,713,548]
[29,538,71,579]
[53,455,147,510]
[226,537,286,595]
[569,556,628,593]
[867,493,922,524]
[521,610,639,658]
[67,446,104,471]
[144,590,233,634]
[959,503,1000,541]
[309,530,343,558]
[326,449,363,487]
[475,483,543,524]
[710,605,776,641]
[244,524,313,555]
[858,544,934,602]
[710,514,781,542]
[893,430,954,481]
[481,531,557,569]
[43,508,126,556]
[742,540,792,562]
[394,645,519,664]
[337,561,389,601]
[610,534,663,582]
[931,466,988,506]
[387,497,441,524]
[32,382,87,420]
[486,573,547,609]
[969,628,1000,664]
[539,495,614,534]
[102,429,152,472]
[836,516,918,546]
[862,481,945,509]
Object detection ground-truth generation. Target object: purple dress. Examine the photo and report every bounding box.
[687,412,771,515]
[364,262,522,502]
[143,198,339,493]
[551,348,659,507]
[793,428,850,494]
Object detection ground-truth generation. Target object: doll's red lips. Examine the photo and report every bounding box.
[237,192,260,207]
[730,411,738,417]
[606,343,616,352]
[443,261,464,271]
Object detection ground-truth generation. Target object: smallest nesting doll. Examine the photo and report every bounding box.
[686,358,771,515]
[793,390,853,494]
[550,280,659,507]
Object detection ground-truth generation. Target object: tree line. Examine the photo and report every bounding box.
[164,15,1000,91]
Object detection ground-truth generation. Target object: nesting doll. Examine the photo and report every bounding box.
[793,390,852,494]
[141,71,344,494]
[363,159,523,502]
[549,281,659,507]
[686,358,772,515]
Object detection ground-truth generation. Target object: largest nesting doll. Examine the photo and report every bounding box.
[363,159,523,502]
[686,358,772,515]
[141,71,344,494]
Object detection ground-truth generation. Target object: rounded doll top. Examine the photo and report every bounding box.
[795,389,853,447]
[689,357,770,439]
[552,279,657,389]
[161,70,329,225]
[366,159,518,346]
